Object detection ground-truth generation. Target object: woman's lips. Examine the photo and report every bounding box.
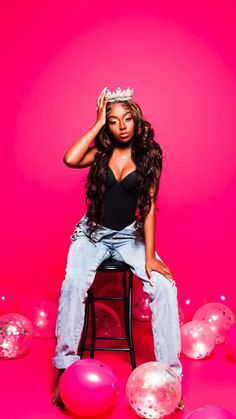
[120,133,129,138]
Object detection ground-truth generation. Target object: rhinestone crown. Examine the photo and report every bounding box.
[105,86,134,102]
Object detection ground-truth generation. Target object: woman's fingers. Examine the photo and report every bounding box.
[96,87,109,110]
[148,268,175,286]
[146,267,152,279]
[145,267,154,286]
[160,263,173,279]
[146,259,175,285]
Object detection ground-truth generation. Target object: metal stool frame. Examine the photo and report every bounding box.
[78,258,136,370]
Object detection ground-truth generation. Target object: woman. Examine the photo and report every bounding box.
[52,87,184,409]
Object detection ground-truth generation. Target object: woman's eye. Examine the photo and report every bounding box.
[109,117,132,124]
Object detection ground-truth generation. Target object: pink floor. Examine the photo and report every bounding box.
[1,318,236,419]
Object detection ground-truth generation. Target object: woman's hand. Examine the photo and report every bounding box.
[96,87,110,126]
[145,256,174,283]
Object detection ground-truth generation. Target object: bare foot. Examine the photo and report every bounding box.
[52,368,66,409]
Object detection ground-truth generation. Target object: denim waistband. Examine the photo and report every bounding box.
[78,215,137,243]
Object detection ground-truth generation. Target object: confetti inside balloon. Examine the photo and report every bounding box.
[87,302,122,347]
[126,361,182,418]
[193,302,235,344]
[0,313,33,359]
[181,320,215,359]
[59,358,117,416]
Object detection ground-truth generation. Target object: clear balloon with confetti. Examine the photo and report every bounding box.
[181,320,216,359]
[0,313,33,359]
[193,302,235,344]
[126,361,182,418]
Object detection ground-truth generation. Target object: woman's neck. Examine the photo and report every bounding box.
[112,138,133,151]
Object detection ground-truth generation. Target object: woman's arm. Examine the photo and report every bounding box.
[144,190,173,281]
[63,122,102,168]
[63,88,109,168]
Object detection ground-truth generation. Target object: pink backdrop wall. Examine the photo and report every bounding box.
[1,0,236,317]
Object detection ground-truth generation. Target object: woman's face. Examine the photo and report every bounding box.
[106,102,135,145]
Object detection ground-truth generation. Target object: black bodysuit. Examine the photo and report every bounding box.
[101,166,138,230]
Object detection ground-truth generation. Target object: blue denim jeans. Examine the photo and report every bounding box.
[52,215,182,379]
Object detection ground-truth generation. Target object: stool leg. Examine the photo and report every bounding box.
[90,289,96,358]
[122,271,128,332]
[78,290,91,358]
[123,271,136,370]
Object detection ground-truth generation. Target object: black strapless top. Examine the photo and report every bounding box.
[101,166,138,230]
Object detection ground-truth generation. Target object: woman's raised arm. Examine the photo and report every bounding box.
[63,122,103,168]
[63,88,109,168]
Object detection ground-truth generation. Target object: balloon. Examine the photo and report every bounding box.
[95,281,124,318]
[193,302,235,344]
[181,320,215,359]
[87,302,122,347]
[225,322,236,362]
[59,358,117,416]
[126,361,182,418]
[0,313,33,359]
[133,286,151,321]
[18,297,57,338]
[186,405,236,418]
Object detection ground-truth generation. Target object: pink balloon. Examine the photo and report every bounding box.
[133,286,151,321]
[193,302,235,344]
[59,358,117,416]
[186,405,236,418]
[0,313,33,359]
[87,302,122,347]
[181,320,215,359]
[126,361,182,418]
[225,322,236,362]
[19,297,57,338]
[95,281,123,318]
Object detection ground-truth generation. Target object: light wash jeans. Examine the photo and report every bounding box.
[52,215,182,379]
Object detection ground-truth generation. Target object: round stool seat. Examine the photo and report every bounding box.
[97,258,131,272]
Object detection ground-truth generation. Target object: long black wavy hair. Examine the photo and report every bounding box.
[85,100,163,240]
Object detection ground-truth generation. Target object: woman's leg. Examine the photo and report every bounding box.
[111,239,182,379]
[53,234,110,370]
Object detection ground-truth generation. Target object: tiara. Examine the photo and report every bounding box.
[105,86,134,102]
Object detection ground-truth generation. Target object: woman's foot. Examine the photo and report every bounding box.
[52,368,66,409]
[176,399,185,411]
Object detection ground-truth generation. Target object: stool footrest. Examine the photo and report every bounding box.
[82,346,132,352]
[95,337,127,340]
[93,297,126,301]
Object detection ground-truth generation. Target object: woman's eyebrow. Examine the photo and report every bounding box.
[108,111,131,119]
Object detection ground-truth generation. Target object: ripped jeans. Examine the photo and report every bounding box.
[52,215,182,379]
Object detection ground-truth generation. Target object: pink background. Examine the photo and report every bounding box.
[1,2,236,418]
[1,0,236,316]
